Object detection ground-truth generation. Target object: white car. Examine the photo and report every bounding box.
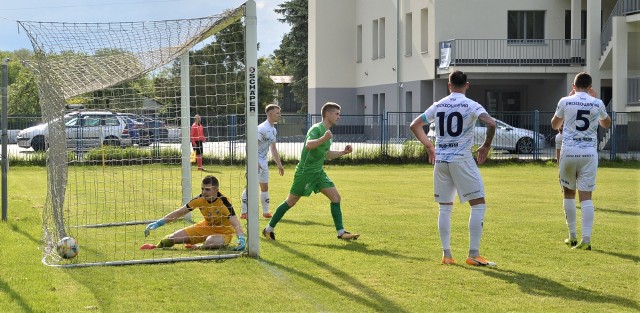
[16,111,133,151]
[427,118,546,154]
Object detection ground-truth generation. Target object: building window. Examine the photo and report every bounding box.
[372,18,385,60]
[373,94,379,116]
[379,18,386,58]
[356,24,362,62]
[405,13,412,56]
[420,8,428,53]
[507,11,545,43]
[372,19,379,59]
[564,10,586,41]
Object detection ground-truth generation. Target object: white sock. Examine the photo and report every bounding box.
[240,189,248,214]
[260,191,270,213]
[468,204,486,252]
[438,205,453,251]
[563,199,577,239]
[265,225,274,232]
[580,200,594,242]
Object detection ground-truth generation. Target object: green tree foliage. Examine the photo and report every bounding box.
[258,56,288,111]
[0,50,40,115]
[274,0,308,111]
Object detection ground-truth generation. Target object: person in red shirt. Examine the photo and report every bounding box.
[190,114,206,171]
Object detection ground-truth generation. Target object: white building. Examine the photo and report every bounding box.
[308,0,639,118]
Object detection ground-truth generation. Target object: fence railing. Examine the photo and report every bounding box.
[4,111,639,163]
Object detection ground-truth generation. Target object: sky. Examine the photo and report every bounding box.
[0,0,291,57]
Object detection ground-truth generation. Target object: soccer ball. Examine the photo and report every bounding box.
[56,236,79,259]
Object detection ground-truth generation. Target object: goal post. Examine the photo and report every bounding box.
[18,1,260,267]
[244,0,260,258]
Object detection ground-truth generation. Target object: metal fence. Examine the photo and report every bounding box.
[4,111,639,163]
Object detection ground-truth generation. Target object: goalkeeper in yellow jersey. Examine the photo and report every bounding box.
[141,175,246,251]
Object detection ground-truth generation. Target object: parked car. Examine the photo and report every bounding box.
[16,111,133,151]
[427,118,546,154]
[117,114,151,146]
[117,113,168,141]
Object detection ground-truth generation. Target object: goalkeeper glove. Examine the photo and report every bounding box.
[144,219,166,237]
[233,234,246,251]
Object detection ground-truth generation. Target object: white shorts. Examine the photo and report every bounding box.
[559,148,598,191]
[434,158,485,203]
[258,166,269,184]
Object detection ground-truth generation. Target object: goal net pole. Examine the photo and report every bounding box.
[180,52,193,224]
[245,0,259,257]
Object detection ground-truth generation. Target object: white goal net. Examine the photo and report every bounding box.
[19,2,259,267]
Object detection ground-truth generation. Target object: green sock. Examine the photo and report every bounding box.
[268,201,291,228]
[330,202,344,231]
[157,238,174,248]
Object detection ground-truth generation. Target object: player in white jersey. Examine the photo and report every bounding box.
[551,72,611,250]
[410,70,497,266]
[241,104,285,219]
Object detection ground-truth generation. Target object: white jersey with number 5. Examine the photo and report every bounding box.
[555,91,608,151]
[420,92,488,162]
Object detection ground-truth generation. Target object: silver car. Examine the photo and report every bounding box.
[427,118,546,154]
[16,111,133,151]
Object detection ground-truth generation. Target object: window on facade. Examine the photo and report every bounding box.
[564,10,586,41]
[373,94,379,116]
[357,24,362,62]
[379,18,386,58]
[405,13,412,56]
[420,8,428,53]
[372,19,379,59]
[507,11,545,43]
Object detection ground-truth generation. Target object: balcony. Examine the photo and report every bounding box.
[438,39,586,68]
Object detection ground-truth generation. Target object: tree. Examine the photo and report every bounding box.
[0,50,41,116]
[258,56,287,110]
[274,0,308,111]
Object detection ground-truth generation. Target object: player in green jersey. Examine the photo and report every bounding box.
[263,102,360,241]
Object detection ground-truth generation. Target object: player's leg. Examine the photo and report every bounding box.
[574,154,598,250]
[201,234,232,249]
[259,167,272,217]
[240,187,248,219]
[157,228,196,248]
[452,160,495,266]
[195,141,204,170]
[263,193,301,240]
[434,162,456,264]
[559,154,579,246]
[317,172,359,240]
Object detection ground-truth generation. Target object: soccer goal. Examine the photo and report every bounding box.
[19,1,260,267]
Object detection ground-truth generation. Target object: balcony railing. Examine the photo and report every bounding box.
[601,0,640,54]
[439,39,586,68]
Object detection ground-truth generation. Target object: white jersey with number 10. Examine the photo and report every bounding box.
[420,92,488,162]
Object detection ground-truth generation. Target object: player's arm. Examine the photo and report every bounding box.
[551,115,563,131]
[305,129,331,150]
[409,115,435,164]
[144,205,190,236]
[599,115,612,129]
[228,207,246,251]
[326,145,352,160]
[270,143,284,175]
[476,113,496,165]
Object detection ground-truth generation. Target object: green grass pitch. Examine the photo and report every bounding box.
[0,163,638,312]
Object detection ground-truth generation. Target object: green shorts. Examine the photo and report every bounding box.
[289,170,335,197]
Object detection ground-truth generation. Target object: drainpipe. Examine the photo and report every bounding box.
[396,0,402,112]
